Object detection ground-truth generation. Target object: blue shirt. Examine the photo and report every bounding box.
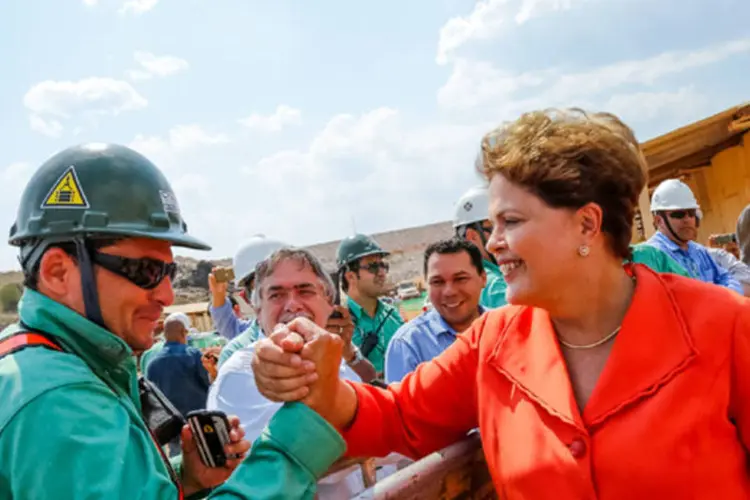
[384,306,485,383]
[646,231,743,294]
[209,301,255,340]
[145,341,210,417]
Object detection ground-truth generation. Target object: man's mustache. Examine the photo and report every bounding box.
[278,311,314,324]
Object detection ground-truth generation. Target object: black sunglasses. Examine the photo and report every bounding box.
[92,252,177,290]
[667,210,697,220]
[360,261,389,274]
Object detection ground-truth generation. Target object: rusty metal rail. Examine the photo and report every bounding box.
[352,432,496,500]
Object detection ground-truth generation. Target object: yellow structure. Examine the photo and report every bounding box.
[161,301,212,332]
[635,103,750,243]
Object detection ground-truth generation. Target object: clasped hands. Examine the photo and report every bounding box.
[250,317,358,430]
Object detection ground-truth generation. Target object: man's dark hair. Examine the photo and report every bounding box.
[423,237,485,276]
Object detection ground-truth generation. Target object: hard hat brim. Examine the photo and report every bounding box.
[9,227,211,251]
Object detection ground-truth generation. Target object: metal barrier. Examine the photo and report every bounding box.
[352,433,496,500]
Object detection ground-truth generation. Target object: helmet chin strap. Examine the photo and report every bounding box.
[458,223,498,266]
[660,212,693,246]
[73,237,107,329]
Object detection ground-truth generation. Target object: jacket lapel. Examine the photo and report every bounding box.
[488,307,584,430]
[583,264,698,428]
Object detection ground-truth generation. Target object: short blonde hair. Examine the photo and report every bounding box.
[477,108,647,259]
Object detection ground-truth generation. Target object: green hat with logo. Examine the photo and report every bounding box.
[335,233,389,270]
[10,142,210,254]
[9,142,210,329]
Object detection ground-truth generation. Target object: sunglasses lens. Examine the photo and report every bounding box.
[94,253,174,290]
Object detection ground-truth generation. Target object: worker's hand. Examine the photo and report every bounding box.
[208,268,228,308]
[326,306,356,360]
[180,415,250,495]
[252,318,357,429]
[201,346,221,381]
[252,323,317,402]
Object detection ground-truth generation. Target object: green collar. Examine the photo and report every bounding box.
[483,258,501,275]
[347,296,392,321]
[18,288,134,372]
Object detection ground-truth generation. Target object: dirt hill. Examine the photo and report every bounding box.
[0,220,455,326]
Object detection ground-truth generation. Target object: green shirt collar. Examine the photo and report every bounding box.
[483,258,501,275]
[347,296,392,321]
[18,288,133,370]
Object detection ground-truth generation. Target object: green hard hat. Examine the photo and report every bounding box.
[9,142,210,253]
[336,233,389,269]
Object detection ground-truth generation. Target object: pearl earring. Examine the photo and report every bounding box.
[577,245,590,257]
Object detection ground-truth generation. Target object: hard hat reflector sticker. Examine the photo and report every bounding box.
[40,166,90,209]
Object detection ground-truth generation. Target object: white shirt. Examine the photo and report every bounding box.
[206,339,406,497]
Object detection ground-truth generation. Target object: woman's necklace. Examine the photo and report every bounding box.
[557,325,621,350]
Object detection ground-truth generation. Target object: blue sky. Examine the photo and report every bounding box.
[1,0,749,269]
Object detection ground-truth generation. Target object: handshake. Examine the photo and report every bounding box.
[251,317,359,430]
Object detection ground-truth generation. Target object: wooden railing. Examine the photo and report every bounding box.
[349,433,496,500]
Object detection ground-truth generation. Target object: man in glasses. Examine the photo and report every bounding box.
[0,143,350,498]
[646,178,742,294]
[335,233,404,376]
[453,185,509,308]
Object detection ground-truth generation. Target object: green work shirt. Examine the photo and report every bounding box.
[0,289,345,499]
[349,297,404,373]
[480,259,508,309]
[630,243,691,276]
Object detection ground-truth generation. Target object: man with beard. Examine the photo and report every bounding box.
[335,234,404,376]
[385,238,486,383]
[646,178,742,293]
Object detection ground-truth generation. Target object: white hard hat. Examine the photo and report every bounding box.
[233,234,288,287]
[453,185,490,228]
[650,179,700,212]
[164,312,191,330]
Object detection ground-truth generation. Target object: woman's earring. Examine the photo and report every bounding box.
[577,245,590,257]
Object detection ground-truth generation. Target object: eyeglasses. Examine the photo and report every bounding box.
[667,210,697,220]
[360,262,389,274]
[92,252,177,290]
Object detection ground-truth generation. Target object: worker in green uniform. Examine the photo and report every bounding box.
[0,143,344,499]
[336,233,404,376]
[453,185,508,309]
[630,242,690,276]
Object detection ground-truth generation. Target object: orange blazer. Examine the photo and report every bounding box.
[341,264,750,499]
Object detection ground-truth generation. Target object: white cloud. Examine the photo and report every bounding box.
[233,108,486,248]
[127,51,189,81]
[82,0,98,6]
[437,38,750,118]
[1,162,34,188]
[602,86,710,124]
[28,115,63,138]
[238,105,303,132]
[119,0,158,15]
[129,124,230,172]
[24,77,147,119]
[23,77,147,137]
[436,0,592,64]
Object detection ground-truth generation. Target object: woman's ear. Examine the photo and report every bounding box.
[577,202,604,240]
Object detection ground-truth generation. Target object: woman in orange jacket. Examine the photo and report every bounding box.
[252,108,750,499]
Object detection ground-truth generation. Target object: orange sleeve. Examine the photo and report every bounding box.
[341,313,485,460]
[730,297,750,450]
